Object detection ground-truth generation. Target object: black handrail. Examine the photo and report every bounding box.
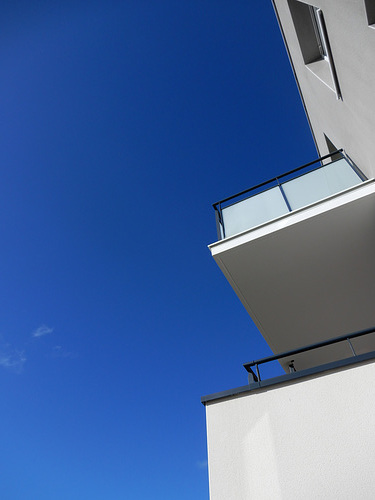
[243,326,375,382]
[213,149,343,209]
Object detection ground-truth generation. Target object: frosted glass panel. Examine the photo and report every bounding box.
[217,158,363,239]
[222,187,289,237]
[282,159,362,210]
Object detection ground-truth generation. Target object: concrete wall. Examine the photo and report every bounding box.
[272,0,375,179]
[206,361,375,499]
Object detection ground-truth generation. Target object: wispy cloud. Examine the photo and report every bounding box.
[0,349,26,373]
[0,323,61,374]
[52,345,77,359]
[32,324,53,338]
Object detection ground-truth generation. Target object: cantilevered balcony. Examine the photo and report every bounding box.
[214,151,364,240]
[209,151,375,370]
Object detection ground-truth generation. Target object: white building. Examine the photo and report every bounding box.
[202,1,375,498]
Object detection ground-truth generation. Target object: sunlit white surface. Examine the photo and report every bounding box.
[222,187,289,237]
[220,159,362,238]
[282,158,362,210]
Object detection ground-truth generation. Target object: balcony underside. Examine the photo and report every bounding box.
[209,180,375,371]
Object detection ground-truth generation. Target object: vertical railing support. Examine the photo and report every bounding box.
[247,368,258,384]
[214,204,225,240]
[342,150,367,181]
[347,338,357,356]
[255,363,261,382]
[277,177,293,212]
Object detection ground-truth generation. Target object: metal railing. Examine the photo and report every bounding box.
[243,326,375,383]
[213,150,365,240]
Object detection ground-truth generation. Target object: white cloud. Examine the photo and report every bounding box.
[32,324,53,338]
[0,349,26,373]
[52,345,77,359]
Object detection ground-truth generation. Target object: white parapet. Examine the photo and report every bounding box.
[205,359,375,499]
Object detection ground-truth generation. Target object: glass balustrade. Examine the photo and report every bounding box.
[214,153,364,240]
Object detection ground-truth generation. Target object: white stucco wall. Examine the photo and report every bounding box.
[205,361,375,499]
[272,0,375,179]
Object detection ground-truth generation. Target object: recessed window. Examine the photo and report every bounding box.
[287,0,323,65]
[364,0,375,27]
[309,6,328,59]
[288,0,342,99]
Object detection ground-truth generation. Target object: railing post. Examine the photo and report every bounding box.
[214,204,225,240]
[247,367,258,384]
[243,326,375,379]
[342,150,367,181]
[276,177,293,212]
[347,338,357,356]
[255,363,261,382]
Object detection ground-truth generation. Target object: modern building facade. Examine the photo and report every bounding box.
[202,1,375,498]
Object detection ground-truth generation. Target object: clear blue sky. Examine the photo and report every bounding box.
[0,1,316,498]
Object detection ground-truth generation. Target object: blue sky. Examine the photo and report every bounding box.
[0,1,316,498]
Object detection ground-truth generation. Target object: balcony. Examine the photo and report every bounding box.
[201,326,375,403]
[209,151,375,369]
[214,151,364,240]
